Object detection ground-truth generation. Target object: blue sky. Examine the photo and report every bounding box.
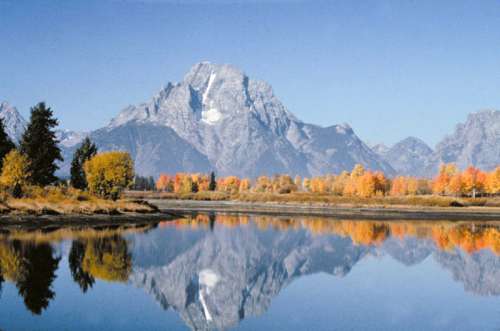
[1,0,499,146]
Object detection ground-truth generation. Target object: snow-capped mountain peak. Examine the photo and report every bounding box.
[0,101,27,143]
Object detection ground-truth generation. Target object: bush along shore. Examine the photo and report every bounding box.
[0,102,158,217]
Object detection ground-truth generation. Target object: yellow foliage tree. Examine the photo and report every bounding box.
[0,150,30,188]
[462,166,486,197]
[254,176,272,192]
[351,164,365,179]
[239,178,251,192]
[357,172,376,198]
[447,174,464,196]
[486,167,500,194]
[83,151,134,199]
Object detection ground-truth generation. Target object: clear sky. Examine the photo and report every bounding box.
[1,0,499,146]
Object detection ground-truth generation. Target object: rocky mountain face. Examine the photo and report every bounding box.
[373,110,500,177]
[0,101,27,143]
[429,110,500,175]
[3,67,499,178]
[380,137,434,177]
[101,62,394,177]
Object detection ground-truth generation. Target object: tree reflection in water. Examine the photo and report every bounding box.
[69,234,133,293]
[69,240,95,293]
[79,235,132,283]
[0,240,60,315]
[0,226,135,313]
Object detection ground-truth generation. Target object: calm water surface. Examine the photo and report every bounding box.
[0,214,499,330]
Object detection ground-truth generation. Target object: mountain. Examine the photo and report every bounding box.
[5,68,499,178]
[91,123,211,176]
[370,143,390,156]
[428,110,500,175]
[99,62,394,177]
[56,129,88,148]
[373,110,500,177]
[0,101,27,143]
[381,137,434,177]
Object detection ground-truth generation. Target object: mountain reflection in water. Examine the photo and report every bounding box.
[0,215,499,331]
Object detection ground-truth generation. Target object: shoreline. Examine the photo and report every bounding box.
[150,199,500,221]
[0,212,179,230]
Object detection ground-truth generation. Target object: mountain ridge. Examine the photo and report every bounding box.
[372,109,500,177]
[2,63,499,178]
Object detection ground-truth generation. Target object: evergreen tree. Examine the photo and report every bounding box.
[148,176,155,191]
[0,117,15,170]
[20,102,63,186]
[209,171,217,191]
[70,137,97,189]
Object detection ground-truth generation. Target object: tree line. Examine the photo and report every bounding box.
[155,163,500,198]
[0,102,134,199]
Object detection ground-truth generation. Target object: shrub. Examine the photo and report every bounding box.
[83,151,134,199]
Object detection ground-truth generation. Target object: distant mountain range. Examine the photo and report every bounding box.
[372,110,500,177]
[1,63,499,178]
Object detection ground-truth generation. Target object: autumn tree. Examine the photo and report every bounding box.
[432,163,458,195]
[83,151,134,199]
[294,175,302,191]
[462,166,486,198]
[254,176,272,193]
[447,173,464,196]
[390,176,407,196]
[70,137,98,189]
[357,172,376,198]
[219,176,240,194]
[239,178,251,192]
[273,175,297,194]
[486,167,500,195]
[156,174,171,192]
[332,171,349,195]
[351,164,365,179]
[178,174,193,194]
[373,171,389,195]
[196,174,210,191]
[0,150,30,197]
[20,102,63,186]
[407,177,419,195]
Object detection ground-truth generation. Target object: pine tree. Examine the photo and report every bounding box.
[0,117,15,170]
[70,137,97,189]
[209,171,217,191]
[20,102,63,186]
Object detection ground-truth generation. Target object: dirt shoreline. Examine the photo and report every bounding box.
[0,212,179,230]
[150,199,500,221]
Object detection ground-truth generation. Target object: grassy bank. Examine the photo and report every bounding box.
[125,190,500,208]
[0,187,158,216]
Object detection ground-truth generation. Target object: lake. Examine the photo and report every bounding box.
[0,213,499,330]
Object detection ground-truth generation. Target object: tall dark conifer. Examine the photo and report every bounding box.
[209,171,217,191]
[70,137,97,189]
[20,102,63,186]
[0,117,15,170]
